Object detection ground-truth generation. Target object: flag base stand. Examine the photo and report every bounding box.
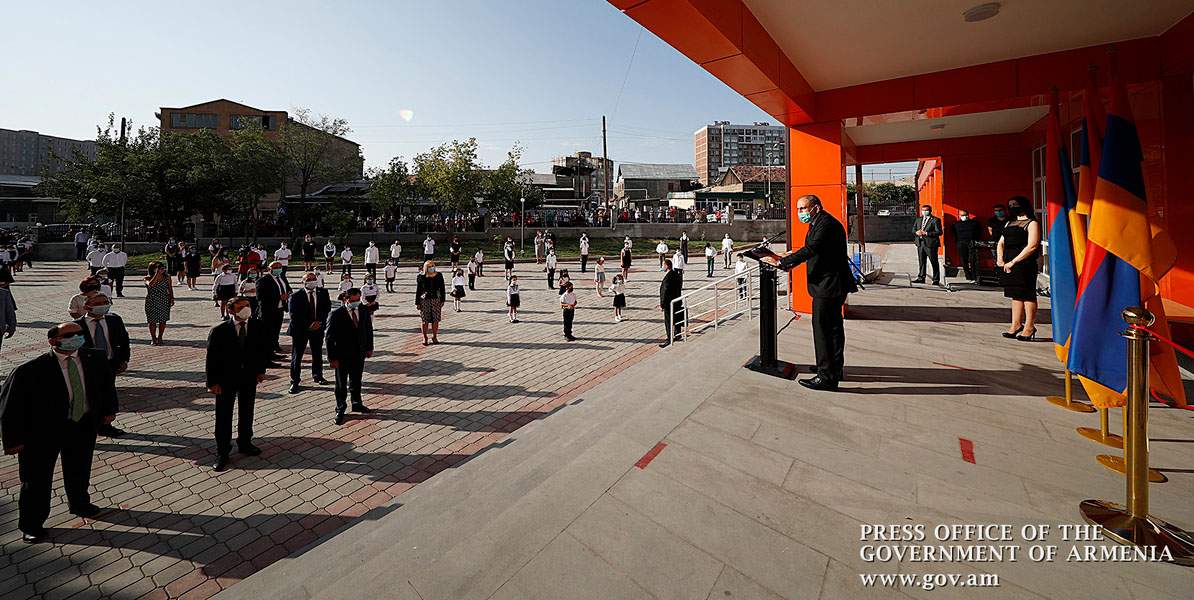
[1097,455,1167,483]
[1077,427,1124,449]
[745,357,799,380]
[1079,499,1194,565]
[1047,395,1096,413]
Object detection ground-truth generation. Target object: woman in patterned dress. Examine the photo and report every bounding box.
[414,260,445,346]
[143,261,175,346]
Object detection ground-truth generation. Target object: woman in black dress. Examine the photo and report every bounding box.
[620,242,633,282]
[996,196,1041,341]
[415,261,446,345]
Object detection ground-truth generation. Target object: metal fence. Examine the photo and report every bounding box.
[668,263,789,342]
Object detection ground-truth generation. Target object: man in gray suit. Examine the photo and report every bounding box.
[912,204,943,285]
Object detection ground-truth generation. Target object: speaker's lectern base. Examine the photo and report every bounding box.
[745,356,799,380]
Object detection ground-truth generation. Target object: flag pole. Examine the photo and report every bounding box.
[1077,407,1123,449]
[1080,307,1194,564]
[1047,369,1095,412]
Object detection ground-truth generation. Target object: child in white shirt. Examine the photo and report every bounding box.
[450,269,466,312]
[608,274,626,322]
[467,258,478,290]
[506,276,520,323]
[384,259,398,292]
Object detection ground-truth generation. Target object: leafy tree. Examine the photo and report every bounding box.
[226,124,285,244]
[282,108,363,228]
[413,138,484,232]
[483,143,537,215]
[868,182,916,205]
[323,199,357,239]
[366,156,414,218]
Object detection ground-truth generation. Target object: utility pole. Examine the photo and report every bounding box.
[603,115,612,229]
[119,117,128,248]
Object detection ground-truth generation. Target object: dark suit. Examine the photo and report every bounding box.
[325,305,373,412]
[659,269,684,342]
[287,287,332,384]
[0,349,117,535]
[205,318,269,457]
[74,313,131,373]
[914,214,943,282]
[779,211,858,382]
[255,274,292,353]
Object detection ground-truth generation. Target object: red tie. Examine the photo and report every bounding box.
[351,309,358,327]
[310,291,316,319]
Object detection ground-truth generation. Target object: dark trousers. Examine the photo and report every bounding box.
[18,416,96,534]
[423,253,433,263]
[341,263,352,276]
[366,263,378,277]
[215,379,257,456]
[724,251,732,268]
[955,240,975,279]
[290,328,324,383]
[547,268,555,288]
[662,301,684,342]
[917,244,940,282]
[75,242,86,260]
[108,267,125,295]
[659,254,666,269]
[334,359,365,411]
[468,273,476,290]
[89,266,101,276]
[580,255,588,272]
[737,277,747,299]
[707,257,714,277]
[811,295,848,382]
[264,309,284,351]
[562,308,574,337]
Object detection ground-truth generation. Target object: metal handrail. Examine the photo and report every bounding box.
[667,263,785,344]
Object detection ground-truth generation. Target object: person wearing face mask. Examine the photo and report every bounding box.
[287,273,331,394]
[302,235,317,272]
[255,261,292,359]
[761,195,857,392]
[69,277,103,319]
[988,204,1009,241]
[95,270,114,299]
[0,322,119,542]
[422,234,435,263]
[239,268,261,315]
[323,239,337,271]
[340,245,354,277]
[996,196,1041,341]
[449,236,461,270]
[0,277,15,351]
[275,242,292,275]
[183,245,202,290]
[205,297,269,471]
[143,261,175,346]
[951,209,983,281]
[384,259,398,293]
[912,205,943,285]
[325,289,374,425]
[415,261,445,345]
[74,294,130,438]
[86,244,108,276]
[163,237,181,279]
[361,274,380,314]
[102,244,128,297]
[212,264,239,317]
[364,241,380,279]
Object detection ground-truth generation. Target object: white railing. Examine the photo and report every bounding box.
[667,262,789,343]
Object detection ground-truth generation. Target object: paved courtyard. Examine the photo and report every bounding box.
[0,256,692,600]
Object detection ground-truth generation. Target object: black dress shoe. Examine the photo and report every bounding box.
[213,455,229,472]
[70,503,102,518]
[238,444,262,456]
[313,376,329,384]
[334,410,346,425]
[911,278,925,284]
[658,342,671,348]
[798,375,839,392]
[22,530,47,544]
[97,423,126,437]
[351,404,372,414]
[289,383,300,394]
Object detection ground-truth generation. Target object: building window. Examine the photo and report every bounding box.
[231,115,278,130]
[170,113,218,129]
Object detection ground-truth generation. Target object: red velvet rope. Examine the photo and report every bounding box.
[1129,324,1194,410]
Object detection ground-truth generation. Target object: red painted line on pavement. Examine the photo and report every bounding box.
[958,438,976,464]
[635,443,667,469]
[933,361,975,371]
[933,321,964,327]
[478,368,495,376]
[71,505,128,528]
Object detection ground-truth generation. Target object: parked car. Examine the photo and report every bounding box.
[876,209,891,217]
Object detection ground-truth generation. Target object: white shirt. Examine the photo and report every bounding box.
[624,237,632,249]
[474,250,484,262]
[384,264,397,278]
[54,350,88,415]
[546,254,557,269]
[423,238,435,253]
[103,251,128,268]
[468,262,477,274]
[579,239,589,254]
[313,272,326,287]
[559,290,577,307]
[98,283,113,297]
[705,246,715,257]
[254,248,268,261]
[655,242,667,254]
[87,250,107,267]
[507,283,520,300]
[213,272,239,290]
[275,247,292,265]
[672,252,686,270]
[341,250,353,264]
[735,260,748,276]
[324,243,336,257]
[390,243,401,258]
[451,275,465,287]
[504,246,515,261]
[339,279,354,291]
[85,316,114,359]
[239,278,257,296]
[361,283,379,298]
[365,246,379,263]
[722,236,733,251]
[74,231,89,244]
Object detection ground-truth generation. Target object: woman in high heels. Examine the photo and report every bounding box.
[996,196,1041,341]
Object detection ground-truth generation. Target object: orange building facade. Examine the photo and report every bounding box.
[609,1,1194,340]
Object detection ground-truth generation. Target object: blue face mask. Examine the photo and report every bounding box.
[427,267,436,274]
[798,211,812,224]
[346,301,361,309]
[89,304,110,316]
[58,335,85,351]
[994,210,1005,218]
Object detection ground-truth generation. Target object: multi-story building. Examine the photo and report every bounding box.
[0,128,97,177]
[693,121,786,185]
[551,151,615,201]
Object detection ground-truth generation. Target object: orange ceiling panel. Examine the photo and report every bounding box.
[779,57,815,115]
[740,8,780,84]
[704,54,778,96]
[745,89,806,121]
[914,61,1018,110]
[1160,12,1194,74]
[625,0,739,64]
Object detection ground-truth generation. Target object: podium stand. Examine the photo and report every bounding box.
[743,253,798,379]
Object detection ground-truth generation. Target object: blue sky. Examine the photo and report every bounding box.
[1,0,916,178]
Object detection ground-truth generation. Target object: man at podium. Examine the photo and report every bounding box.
[761,194,857,391]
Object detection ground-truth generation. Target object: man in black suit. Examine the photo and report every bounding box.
[657,259,684,348]
[950,209,984,281]
[288,272,331,394]
[205,296,269,472]
[325,288,373,425]
[764,194,858,391]
[912,204,943,285]
[74,294,130,438]
[1,322,118,543]
[255,260,292,358]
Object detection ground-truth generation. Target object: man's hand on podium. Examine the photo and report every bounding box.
[760,256,780,267]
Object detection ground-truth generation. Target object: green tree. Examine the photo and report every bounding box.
[44,114,159,225]
[413,138,484,232]
[282,108,363,228]
[483,143,537,215]
[226,124,285,244]
[323,199,357,239]
[366,156,414,219]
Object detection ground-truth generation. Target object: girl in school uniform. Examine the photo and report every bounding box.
[467,257,478,290]
[594,257,606,297]
[506,276,521,323]
[474,248,485,277]
[323,239,337,271]
[212,265,239,316]
[362,275,380,313]
[384,259,398,293]
[608,274,626,322]
[450,268,466,312]
[558,268,571,291]
[620,243,632,283]
[312,267,326,289]
[545,249,557,289]
[238,268,260,315]
[337,273,354,301]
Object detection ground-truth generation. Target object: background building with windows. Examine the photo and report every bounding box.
[0,128,97,177]
[551,151,615,202]
[614,162,700,203]
[693,121,786,185]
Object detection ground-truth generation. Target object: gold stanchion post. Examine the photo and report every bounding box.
[1080,307,1194,565]
[1077,407,1123,449]
[1047,369,1096,413]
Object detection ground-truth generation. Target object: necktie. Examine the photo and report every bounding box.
[310,291,316,319]
[67,357,85,421]
[238,322,246,346]
[93,318,108,358]
[351,309,358,327]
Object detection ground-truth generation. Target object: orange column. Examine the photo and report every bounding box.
[787,121,849,314]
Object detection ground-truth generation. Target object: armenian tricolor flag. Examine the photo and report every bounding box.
[1066,71,1184,408]
[1044,90,1081,364]
[1074,67,1106,220]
